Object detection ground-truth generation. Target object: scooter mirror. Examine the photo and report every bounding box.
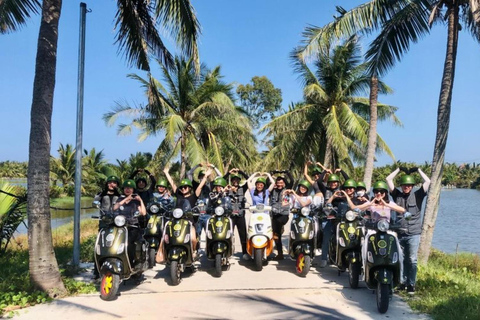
[93,200,101,208]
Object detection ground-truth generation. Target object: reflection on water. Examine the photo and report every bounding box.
[15,199,98,234]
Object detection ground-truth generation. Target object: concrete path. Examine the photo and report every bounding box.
[12,213,429,320]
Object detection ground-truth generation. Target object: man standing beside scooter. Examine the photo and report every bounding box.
[386,166,430,295]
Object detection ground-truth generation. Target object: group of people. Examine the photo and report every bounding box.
[93,162,430,295]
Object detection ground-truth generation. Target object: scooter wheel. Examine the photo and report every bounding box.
[377,282,390,313]
[214,253,222,277]
[148,248,156,269]
[170,261,181,286]
[254,248,263,271]
[296,254,311,277]
[100,272,120,301]
[349,261,361,289]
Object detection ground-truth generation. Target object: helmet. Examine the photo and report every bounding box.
[297,179,311,190]
[179,178,193,188]
[343,179,357,188]
[400,175,416,185]
[197,170,205,179]
[275,174,287,182]
[213,177,227,187]
[372,181,388,192]
[356,181,367,190]
[311,166,322,174]
[230,173,241,181]
[123,179,136,189]
[106,175,120,184]
[135,177,147,185]
[327,174,340,183]
[256,177,267,185]
[156,179,168,188]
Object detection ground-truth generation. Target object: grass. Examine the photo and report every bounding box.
[1,219,98,317]
[49,196,93,207]
[403,249,480,320]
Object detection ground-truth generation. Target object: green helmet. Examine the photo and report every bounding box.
[400,175,416,185]
[327,174,340,183]
[356,181,367,190]
[230,173,242,181]
[123,179,136,189]
[106,175,120,184]
[343,179,357,188]
[179,178,193,188]
[156,179,168,188]
[297,179,311,190]
[197,170,205,178]
[311,166,322,174]
[256,177,267,185]
[372,181,388,192]
[213,177,227,187]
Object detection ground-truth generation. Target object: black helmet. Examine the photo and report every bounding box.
[136,177,147,185]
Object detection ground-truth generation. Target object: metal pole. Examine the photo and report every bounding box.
[73,2,87,266]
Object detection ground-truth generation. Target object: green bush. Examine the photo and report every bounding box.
[49,185,63,198]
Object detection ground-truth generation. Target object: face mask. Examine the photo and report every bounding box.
[357,190,365,197]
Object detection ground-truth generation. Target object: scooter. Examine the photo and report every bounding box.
[92,202,149,301]
[288,206,316,277]
[363,217,405,313]
[246,204,274,271]
[332,207,364,288]
[206,196,235,277]
[144,196,172,268]
[162,202,196,286]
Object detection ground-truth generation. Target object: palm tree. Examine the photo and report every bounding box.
[263,36,400,172]
[298,0,480,263]
[104,56,256,178]
[50,143,76,194]
[1,0,201,295]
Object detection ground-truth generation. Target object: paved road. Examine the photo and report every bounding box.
[12,214,428,320]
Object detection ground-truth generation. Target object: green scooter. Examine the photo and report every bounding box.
[288,206,317,277]
[144,197,172,268]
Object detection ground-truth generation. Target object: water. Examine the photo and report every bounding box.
[433,188,480,255]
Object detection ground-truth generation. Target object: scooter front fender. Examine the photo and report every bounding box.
[376,268,393,285]
[168,247,186,262]
[100,258,124,275]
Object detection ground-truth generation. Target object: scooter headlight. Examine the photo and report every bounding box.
[301,207,311,217]
[172,209,183,219]
[256,204,265,211]
[149,204,159,214]
[215,207,225,216]
[345,210,356,221]
[116,243,125,254]
[377,220,390,232]
[114,215,126,227]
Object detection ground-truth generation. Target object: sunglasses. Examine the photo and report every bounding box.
[180,186,190,190]
[373,189,386,194]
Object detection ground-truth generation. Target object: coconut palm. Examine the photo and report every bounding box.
[298,0,480,263]
[50,143,76,194]
[263,36,400,173]
[1,0,201,294]
[0,181,27,255]
[104,56,256,178]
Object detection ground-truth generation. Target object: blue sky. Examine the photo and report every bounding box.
[1,0,479,167]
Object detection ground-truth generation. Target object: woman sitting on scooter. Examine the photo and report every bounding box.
[286,180,312,210]
[113,179,147,267]
[247,172,275,205]
[343,181,407,221]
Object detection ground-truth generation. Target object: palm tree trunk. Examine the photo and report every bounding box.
[324,138,333,170]
[418,3,459,264]
[180,133,186,179]
[27,0,66,296]
[363,76,379,191]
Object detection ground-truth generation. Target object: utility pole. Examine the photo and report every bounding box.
[73,2,88,266]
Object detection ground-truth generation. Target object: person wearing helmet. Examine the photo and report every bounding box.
[247,171,275,205]
[317,168,349,267]
[268,169,294,260]
[112,179,148,269]
[129,168,156,206]
[187,163,222,200]
[303,161,325,194]
[198,177,229,237]
[223,168,250,259]
[287,180,312,210]
[152,178,174,212]
[92,175,121,279]
[386,166,431,294]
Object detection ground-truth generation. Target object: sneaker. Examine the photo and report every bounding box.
[407,285,415,295]
[242,253,250,261]
[314,249,322,256]
[319,259,328,268]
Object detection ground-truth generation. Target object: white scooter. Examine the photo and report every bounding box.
[246,204,274,271]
